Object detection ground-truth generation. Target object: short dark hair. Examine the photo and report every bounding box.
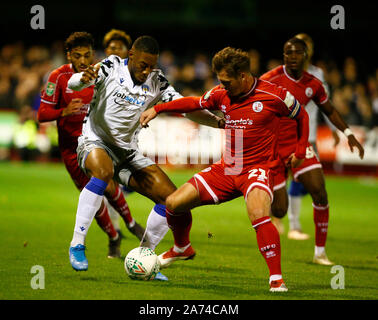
[132,36,159,55]
[212,47,250,78]
[64,31,94,52]
[103,29,132,50]
[285,37,308,54]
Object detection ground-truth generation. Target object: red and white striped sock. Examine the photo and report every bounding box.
[313,203,329,249]
[95,204,118,240]
[106,185,134,225]
[252,216,282,283]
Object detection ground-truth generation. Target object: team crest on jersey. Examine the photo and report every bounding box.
[142,84,150,93]
[252,101,263,112]
[46,82,56,96]
[221,105,227,113]
[305,87,313,98]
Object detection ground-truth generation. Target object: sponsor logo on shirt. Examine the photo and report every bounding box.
[225,118,253,129]
[113,91,147,106]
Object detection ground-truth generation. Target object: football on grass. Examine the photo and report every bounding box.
[124,247,160,280]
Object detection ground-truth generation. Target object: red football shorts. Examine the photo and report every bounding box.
[273,142,322,191]
[188,162,274,204]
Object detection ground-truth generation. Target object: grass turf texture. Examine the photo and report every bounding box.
[0,161,377,300]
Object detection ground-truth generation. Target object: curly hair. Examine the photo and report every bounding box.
[64,31,94,52]
[103,29,132,50]
[212,47,250,78]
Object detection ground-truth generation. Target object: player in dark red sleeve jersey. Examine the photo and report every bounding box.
[260,37,364,265]
[38,32,146,262]
[140,47,310,292]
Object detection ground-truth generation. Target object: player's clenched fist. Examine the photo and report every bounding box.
[140,107,158,128]
[80,64,100,84]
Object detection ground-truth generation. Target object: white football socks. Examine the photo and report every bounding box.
[144,205,169,250]
[288,195,302,231]
[71,178,108,247]
[315,246,326,256]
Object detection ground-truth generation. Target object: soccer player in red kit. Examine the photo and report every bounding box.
[260,37,364,265]
[37,32,146,263]
[140,47,310,292]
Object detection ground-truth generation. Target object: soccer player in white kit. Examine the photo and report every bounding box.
[67,36,224,274]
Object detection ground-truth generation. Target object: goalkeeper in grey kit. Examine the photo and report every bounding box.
[67,35,224,276]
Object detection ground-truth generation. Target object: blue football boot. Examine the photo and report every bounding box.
[154,272,168,281]
[69,244,88,271]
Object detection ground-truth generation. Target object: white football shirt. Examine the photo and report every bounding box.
[69,55,182,149]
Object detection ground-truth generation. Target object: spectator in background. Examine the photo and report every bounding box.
[0,69,13,108]
[367,75,378,127]
[343,57,359,87]
[158,50,179,83]
[193,53,211,81]
[248,49,260,76]
[266,58,282,72]
[12,105,39,161]
[174,63,204,96]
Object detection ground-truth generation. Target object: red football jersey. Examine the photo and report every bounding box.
[198,79,302,171]
[260,65,328,158]
[38,64,94,154]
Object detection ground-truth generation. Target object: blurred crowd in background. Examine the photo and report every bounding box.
[1,40,378,161]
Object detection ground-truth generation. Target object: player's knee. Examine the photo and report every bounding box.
[310,187,328,206]
[165,194,178,213]
[93,167,114,183]
[249,207,268,221]
[271,194,288,218]
[104,180,117,196]
[271,205,287,219]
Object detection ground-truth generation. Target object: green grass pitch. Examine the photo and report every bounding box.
[0,161,377,300]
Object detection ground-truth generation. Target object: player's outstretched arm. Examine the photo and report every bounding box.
[68,64,100,91]
[183,110,225,129]
[140,97,202,128]
[318,100,364,159]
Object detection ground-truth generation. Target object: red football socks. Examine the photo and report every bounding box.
[252,216,282,278]
[107,185,133,225]
[313,203,329,247]
[95,204,118,239]
[166,208,192,248]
